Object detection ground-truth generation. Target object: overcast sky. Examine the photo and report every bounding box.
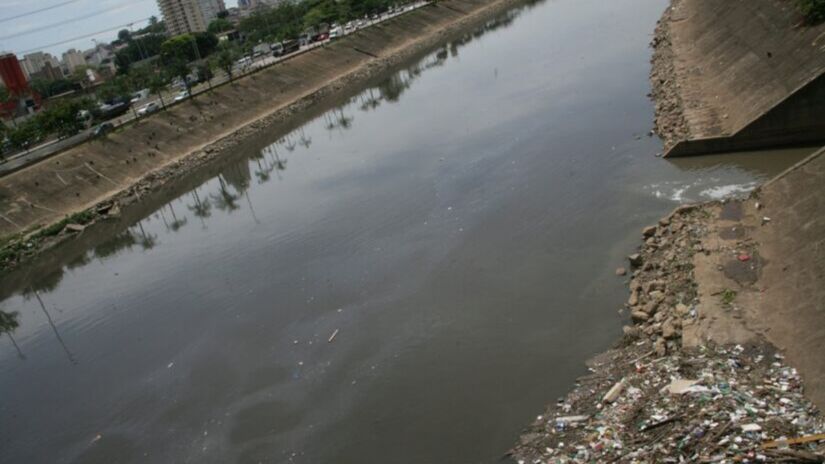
[0,0,239,59]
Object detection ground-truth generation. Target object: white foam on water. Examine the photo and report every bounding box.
[699,182,759,200]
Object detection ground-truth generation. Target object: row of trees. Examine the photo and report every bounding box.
[238,0,407,46]
[1,0,414,154]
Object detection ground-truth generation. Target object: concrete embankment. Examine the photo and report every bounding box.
[512,148,825,462]
[0,0,526,253]
[651,0,825,157]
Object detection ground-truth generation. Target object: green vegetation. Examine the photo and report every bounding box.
[798,0,825,23]
[0,0,417,155]
[0,210,97,268]
[239,0,407,43]
[720,288,737,305]
[0,310,19,334]
[208,18,234,34]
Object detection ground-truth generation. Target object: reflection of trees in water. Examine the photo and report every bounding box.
[134,221,158,250]
[221,161,252,195]
[259,143,288,182]
[359,88,381,111]
[32,289,77,365]
[298,128,312,149]
[168,204,188,232]
[187,189,212,229]
[94,230,138,258]
[25,269,64,295]
[320,107,355,134]
[0,309,23,359]
[211,176,241,213]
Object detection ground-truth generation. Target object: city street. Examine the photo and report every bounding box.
[0,1,429,177]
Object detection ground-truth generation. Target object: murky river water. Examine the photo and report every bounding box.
[0,1,815,463]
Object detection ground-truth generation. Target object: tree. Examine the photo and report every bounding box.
[149,75,169,109]
[0,86,15,123]
[38,98,95,139]
[118,29,132,42]
[208,18,233,34]
[168,58,192,96]
[197,62,215,91]
[160,32,219,65]
[115,33,165,73]
[798,0,825,23]
[215,46,237,83]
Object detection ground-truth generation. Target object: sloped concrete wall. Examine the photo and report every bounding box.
[667,73,825,156]
[663,0,825,157]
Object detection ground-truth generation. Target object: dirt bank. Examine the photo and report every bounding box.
[512,149,825,462]
[0,0,535,272]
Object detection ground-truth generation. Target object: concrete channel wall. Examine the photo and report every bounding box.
[0,0,515,240]
[664,0,825,157]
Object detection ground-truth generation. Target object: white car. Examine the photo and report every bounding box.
[173,91,190,102]
[137,102,160,116]
[329,26,343,39]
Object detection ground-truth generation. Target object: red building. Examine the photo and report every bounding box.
[0,53,39,119]
[0,54,28,96]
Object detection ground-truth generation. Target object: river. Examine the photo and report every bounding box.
[0,0,814,463]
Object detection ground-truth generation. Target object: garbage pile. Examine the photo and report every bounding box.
[512,203,824,463]
[512,342,825,463]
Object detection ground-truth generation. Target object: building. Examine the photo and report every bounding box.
[0,53,40,119]
[198,0,227,25]
[20,52,61,77]
[62,49,87,73]
[157,0,226,36]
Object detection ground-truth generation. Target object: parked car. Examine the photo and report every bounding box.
[137,102,160,116]
[329,26,343,39]
[272,40,300,57]
[235,56,253,68]
[130,89,150,104]
[173,90,190,103]
[252,43,271,58]
[93,122,114,137]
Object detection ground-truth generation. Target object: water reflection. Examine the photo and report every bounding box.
[0,309,22,358]
[0,0,806,349]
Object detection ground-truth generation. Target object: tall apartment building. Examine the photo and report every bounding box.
[19,52,60,77]
[62,49,87,73]
[198,0,227,25]
[157,0,226,36]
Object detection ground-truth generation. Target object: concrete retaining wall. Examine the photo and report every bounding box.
[663,0,825,157]
[667,73,825,157]
[0,0,518,239]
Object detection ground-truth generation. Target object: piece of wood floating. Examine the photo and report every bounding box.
[762,433,825,449]
[328,329,339,343]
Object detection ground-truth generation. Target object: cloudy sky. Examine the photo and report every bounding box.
[0,0,239,59]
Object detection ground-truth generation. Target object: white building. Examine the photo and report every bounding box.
[20,52,60,76]
[62,49,87,73]
[157,0,226,36]
[198,0,227,25]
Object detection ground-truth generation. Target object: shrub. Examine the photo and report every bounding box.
[798,0,825,23]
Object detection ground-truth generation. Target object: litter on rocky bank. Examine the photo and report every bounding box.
[511,204,823,463]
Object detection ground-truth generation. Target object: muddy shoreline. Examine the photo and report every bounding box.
[0,0,533,273]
